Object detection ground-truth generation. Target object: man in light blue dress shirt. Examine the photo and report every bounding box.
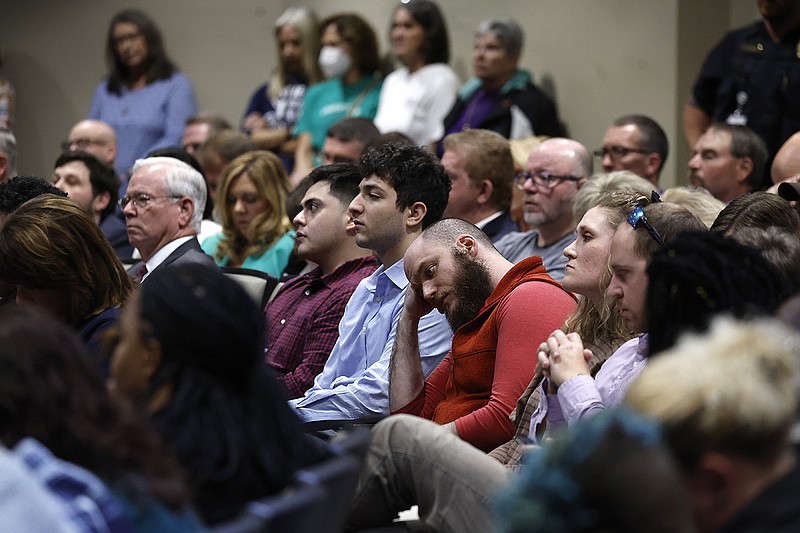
[293,144,453,422]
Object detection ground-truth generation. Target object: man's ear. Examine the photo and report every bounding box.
[405,201,427,229]
[475,179,494,206]
[644,153,662,178]
[91,191,111,215]
[176,197,195,227]
[736,156,754,185]
[456,234,478,257]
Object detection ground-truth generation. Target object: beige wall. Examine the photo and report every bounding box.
[1,0,753,184]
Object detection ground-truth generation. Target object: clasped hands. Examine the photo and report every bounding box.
[536,329,593,389]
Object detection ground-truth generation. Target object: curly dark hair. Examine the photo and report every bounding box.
[646,231,787,356]
[0,175,66,215]
[359,143,451,228]
[0,304,190,511]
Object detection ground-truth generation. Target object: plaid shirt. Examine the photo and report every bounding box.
[487,337,622,471]
[264,256,379,399]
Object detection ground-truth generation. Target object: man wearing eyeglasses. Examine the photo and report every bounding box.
[64,120,118,168]
[594,114,668,187]
[122,156,216,282]
[493,138,590,282]
[64,120,127,200]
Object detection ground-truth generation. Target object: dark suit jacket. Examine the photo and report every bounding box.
[99,214,134,262]
[131,237,218,283]
[483,211,520,244]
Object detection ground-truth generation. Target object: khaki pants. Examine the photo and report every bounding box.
[346,414,510,533]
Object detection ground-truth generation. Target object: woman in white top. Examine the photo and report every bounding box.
[373,0,459,148]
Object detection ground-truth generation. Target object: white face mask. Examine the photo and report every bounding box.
[319,45,352,79]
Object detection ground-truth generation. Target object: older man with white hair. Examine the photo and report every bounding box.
[122,157,216,282]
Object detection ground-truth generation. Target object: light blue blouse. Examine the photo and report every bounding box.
[89,73,197,176]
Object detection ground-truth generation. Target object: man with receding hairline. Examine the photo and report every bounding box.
[493,137,591,281]
[595,114,668,186]
[65,120,118,167]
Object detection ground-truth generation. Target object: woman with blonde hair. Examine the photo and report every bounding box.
[201,150,294,277]
[242,7,322,170]
[493,189,646,462]
[0,194,132,372]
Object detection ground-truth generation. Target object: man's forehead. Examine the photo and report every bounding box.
[129,165,167,189]
[528,146,572,172]
[303,181,332,203]
[610,225,639,262]
[360,175,391,191]
[604,124,640,143]
[71,122,110,140]
[55,160,89,176]
[696,129,731,151]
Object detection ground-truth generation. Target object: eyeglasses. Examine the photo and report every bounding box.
[514,171,583,191]
[593,145,649,160]
[118,193,181,210]
[61,138,107,152]
[113,32,144,47]
[627,206,666,247]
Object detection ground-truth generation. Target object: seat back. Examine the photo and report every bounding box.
[211,427,371,533]
[211,480,325,533]
[221,267,278,309]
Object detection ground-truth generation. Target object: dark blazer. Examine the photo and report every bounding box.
[131,237,218,283]
[99,214,135,262]
[483,210,520,244]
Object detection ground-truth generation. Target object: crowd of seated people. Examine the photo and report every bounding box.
[2,1,800,531]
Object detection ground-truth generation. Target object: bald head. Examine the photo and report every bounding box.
[67,120,117,166]
[532,138,593,178]
[772,131,800,184]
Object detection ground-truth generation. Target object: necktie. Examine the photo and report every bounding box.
[131,263,148,284]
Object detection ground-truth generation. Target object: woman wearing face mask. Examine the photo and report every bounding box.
[241,7,322,172]
[373,0,459,148]
[290,13,383,185]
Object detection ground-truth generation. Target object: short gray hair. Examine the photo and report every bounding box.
[132,156,206,232]
[0,128,17,178]
[475,19,524,57]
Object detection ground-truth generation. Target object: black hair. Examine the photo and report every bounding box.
[646,231,787,356]
[139,264,325,523]
[359,143,451,229]
[54,150,120,219]
[308,163,362,208]
[0,175,66,214]
[613,114,669,171]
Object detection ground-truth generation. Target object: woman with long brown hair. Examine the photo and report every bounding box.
[0,194,132,372]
